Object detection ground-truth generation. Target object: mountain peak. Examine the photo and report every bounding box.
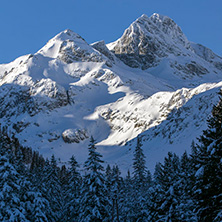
[150,13,170,23]
[37,29,88,59]
[136,13,171,24]
[37,29,110,65]
[150,13,184,37]
[54,29,86,42]
[133,13,185,40]
[107,13,191,70]
[138,13,149,20]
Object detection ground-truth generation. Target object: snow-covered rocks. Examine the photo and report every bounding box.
[191,43,222,70]
[38,29,111,66]
[58,39,104,64]
[107,13,191,70]
[30,78,69,109]
[149,13,190,48]
[0,84,37,118]
[62,129,88,143]
[107,13,221,77]
[91,40,115,67]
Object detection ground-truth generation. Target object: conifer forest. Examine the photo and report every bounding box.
[0,93,222,222]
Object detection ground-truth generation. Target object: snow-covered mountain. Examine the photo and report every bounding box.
[1,13,222,172]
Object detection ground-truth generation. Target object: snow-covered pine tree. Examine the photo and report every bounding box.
[149,162,165,219]
[192,91,222,221]
[176,151,197,221]
[110,165,122,222]
[0,135,29,222]
[119,170,136,221]
[79,136,110,221]
[157,152,182,221]
[146,183,164,221]
[63,155,82,221]
[153,162,163,184]
[104,164,113,219]
[0,131,53,222]
[145,170,152,185]
[17,148,52,222]
[39,155,63,221]
[131,136,149,221]
[23,188,51,222]
[132,136,147,188]
[0,149,28,221]
[59,164,69,220]
[105,164,112,192]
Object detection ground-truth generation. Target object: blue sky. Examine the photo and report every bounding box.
[0,0,221,63]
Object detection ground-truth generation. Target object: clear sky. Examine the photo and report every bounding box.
[0,0,221,63]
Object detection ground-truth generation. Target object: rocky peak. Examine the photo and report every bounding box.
[150,13,190,48]
[150,13,176,28]
[107,13,192,70]
[57,29,85,41]
[37,29,86,58]
[37,29,106,64]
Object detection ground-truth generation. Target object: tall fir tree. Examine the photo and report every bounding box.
[39,155,63,221]
[63,155,81,222]
[120,169,146,221]
[132,136,147,187]
[147,162,166,221]
[192,91,222,221]
[176,151,197,221]
[155,152,182,221]
[79,137,110,221]
[105,164,112,192]
[131,136,149,221]
[0,148,28,222]
[110,165,122,222]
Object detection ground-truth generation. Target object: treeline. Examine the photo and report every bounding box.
[1,92,222,222]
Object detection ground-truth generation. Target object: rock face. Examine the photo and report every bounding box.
[58,38,103,64]
[107,13,222,75]
[91,40,115,67]
[191,43,222,70]
[0,84,37,118]
[38,29,111,65]
[107,14,191,70]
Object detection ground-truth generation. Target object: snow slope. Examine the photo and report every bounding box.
[0,13,222,172]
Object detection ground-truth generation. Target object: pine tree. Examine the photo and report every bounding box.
[23,189,51,222]
[110,165,122,222]
[146,183,164,222]
[105,164,112,192]
[130,136,149,221]
[192,91,222,221]
[0,132,53,222]
[120,170,138,221]
[157,152,182,221]
[39,155,63,221]
[177,151,197,221]
[132,136,147,187]
[0,155,28,221]
[79,137,110,221]
[63,155,81,221]
[0,141,28,221]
